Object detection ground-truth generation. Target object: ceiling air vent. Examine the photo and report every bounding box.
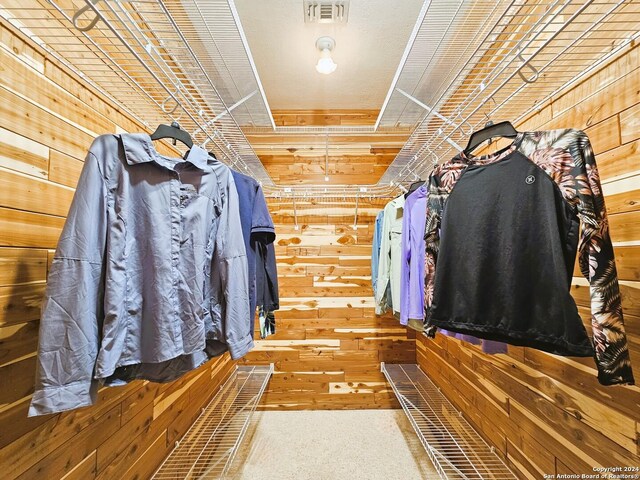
[304,1,349,24]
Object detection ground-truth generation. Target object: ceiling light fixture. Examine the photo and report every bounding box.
[315,36,337,74]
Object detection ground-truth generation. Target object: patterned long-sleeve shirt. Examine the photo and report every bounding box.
[423,129,633,386]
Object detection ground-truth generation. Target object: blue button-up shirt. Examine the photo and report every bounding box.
[29,134,251,416]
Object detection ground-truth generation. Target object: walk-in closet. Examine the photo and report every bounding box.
[0,0,638,479]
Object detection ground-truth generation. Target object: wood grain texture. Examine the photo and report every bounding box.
[417,39,640,480]
[242,198,414,410]
[258,153,398,185]
[246,112,410,185]
[0,18,236,480]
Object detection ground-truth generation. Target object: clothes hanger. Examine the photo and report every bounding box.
[405,181,424,199]
[463,120,518,155]
[150,120,193,149]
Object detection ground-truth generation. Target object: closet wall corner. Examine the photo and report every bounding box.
[241,197,417,410]
[415,36,640,478]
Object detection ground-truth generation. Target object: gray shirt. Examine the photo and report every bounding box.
[29,133,251,416]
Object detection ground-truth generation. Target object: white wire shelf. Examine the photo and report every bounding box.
[243,125,412,135]
[152,364,273,480]
[382,363,518,480]
[1,0,637,197]
[0,0,273,185]
[379,0,640,187]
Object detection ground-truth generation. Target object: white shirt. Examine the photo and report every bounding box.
[375,195,405,314]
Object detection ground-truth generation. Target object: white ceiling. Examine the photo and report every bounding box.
[234,0,425,110]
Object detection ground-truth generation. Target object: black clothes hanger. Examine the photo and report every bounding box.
[150,121,193,148]
[463,120,518,155]
[405,180,424,198]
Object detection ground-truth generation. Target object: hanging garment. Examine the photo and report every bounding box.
[259,306,276,339]
[376,195,405,314]
[423,129,633,386]
[401,185,507,352]
[29,134,252,416]
[371,209,385,298]
[441,332,508,354]
[231,170,276,338]
[376,195,404,313]
[256,241,279,313]
[399,185,427,326]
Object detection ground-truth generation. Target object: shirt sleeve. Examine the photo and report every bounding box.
[29,145,108,416]
[574,132,634,385]
[399,197,412,325]
[257,242,279,311]
[211,172,253,360]
[251,184,275,244]
[423,161,467,335]
[423,171,443,336]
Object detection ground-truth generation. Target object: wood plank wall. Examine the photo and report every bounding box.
[0,19,236,480]
[241,199,416,409]
[245,110,411,185]
[271,109,379,126]
[416,39,640,478]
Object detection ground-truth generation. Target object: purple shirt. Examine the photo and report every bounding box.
[400,185,428,325]
[400,185,507,354]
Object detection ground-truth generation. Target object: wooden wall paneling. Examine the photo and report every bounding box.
[0,15,236,480]
[0,247,47,286]
[60,451,97,480]
[0,282,46,327]
[0,20,45,73]
[48,151,84,188]
[1,1,639,478]
[110,432,169,480]
[0,43,116,137]
[0,167,75,218]
[0,85,96,161]
[609,211,640,243]
[0,320,39,367]
[243,200,414,410]
[605,189,640,216]
[0,207,64,248]
[596,140,640,182]
[416,38,640,479]
[0,127,49,179]
[620,102,640,145]
[0,392,124,479]
[15,405,122,480]
[248,129,410,185]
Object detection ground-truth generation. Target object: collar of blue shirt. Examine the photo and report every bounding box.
[121,133,210,170]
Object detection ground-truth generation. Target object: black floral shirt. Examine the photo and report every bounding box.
[423,129,634,386]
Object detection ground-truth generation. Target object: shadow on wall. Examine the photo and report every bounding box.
[1,260,43,409]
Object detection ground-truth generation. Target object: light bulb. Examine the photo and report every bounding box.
[316,49,337,75]
[324,175,330,181]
